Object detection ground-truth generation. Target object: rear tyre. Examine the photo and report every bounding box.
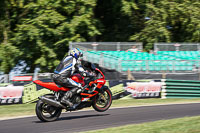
[35,95,62,122]
[92,88,112,112]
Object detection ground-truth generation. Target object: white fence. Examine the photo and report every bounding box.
[69,42,200,74]
[70,42,143,51]
[154,43,200,52]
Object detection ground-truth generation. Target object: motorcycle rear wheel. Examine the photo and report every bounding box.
[92,88,112,112]
[35,94,62,122]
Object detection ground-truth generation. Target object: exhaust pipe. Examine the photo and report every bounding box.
[39,96,65,109]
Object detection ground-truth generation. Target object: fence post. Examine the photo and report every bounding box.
[127,69,135,80]
[162,71,166,79]
[117,42,120,51]
[99,53,104,67]
[172,60,175,73]
[93,42,97,51]
[146,60,149,74]
[118,59,122,72]
[5,74,9,83]
[154,43,158,53]
[199,60,200,80]
[33,68,40,80]
[167,61,169,72]
[83,51,87,60]
[69,42,73,50]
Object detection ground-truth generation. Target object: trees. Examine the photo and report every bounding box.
[129,0,200,50]
[95,0,200,51]
[0,0,200,73]
[94,0,143,41]
[0,0,100,73]
[0,0,22,73]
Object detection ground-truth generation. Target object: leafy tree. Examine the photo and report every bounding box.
[95,0,143,41]
[130,0,200,51]
[3,0,100,73]
[0,0,22,73]
[1,0,200,73]
[0,44,21,73]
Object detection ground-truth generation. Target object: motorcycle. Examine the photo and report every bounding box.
[33,63,112,122]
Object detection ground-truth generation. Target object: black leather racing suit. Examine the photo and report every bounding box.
[52,55,86,107]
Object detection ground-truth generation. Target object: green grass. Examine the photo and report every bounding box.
[0,103,36,118]
[84,116,200,133]
[111,98,200,107]
[1,98,200,118]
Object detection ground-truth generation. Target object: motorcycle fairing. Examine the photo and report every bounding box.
[33,80,70,92]
[33,74,84,92]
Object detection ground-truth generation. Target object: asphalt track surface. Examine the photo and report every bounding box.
[1,103,200,133]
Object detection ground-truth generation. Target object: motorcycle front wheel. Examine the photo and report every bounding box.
[92,88,112,112]
[35,94,62,122]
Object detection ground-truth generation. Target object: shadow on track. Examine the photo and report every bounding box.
[34,113,110,123]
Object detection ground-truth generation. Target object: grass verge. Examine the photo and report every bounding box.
[84,116,200,133]
[1,98,200,119]
[0,103,36,119]
[111,98,200,107]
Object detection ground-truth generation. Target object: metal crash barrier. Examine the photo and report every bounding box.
[2,79,200,105]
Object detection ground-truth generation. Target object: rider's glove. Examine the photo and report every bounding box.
[82,71,95,77]
[83,71,90,77]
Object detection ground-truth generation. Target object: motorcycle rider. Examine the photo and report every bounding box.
[52,48,88,108]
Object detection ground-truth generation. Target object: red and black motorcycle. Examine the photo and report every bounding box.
[33,63,112,122]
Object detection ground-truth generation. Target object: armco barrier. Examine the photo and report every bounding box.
[161,79,200,98]
[1,79,164,104]
[0,84,24,104]
[124,81,162,98]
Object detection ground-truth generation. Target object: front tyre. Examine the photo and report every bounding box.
[35,95,62,122]
[92,88,112,112]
